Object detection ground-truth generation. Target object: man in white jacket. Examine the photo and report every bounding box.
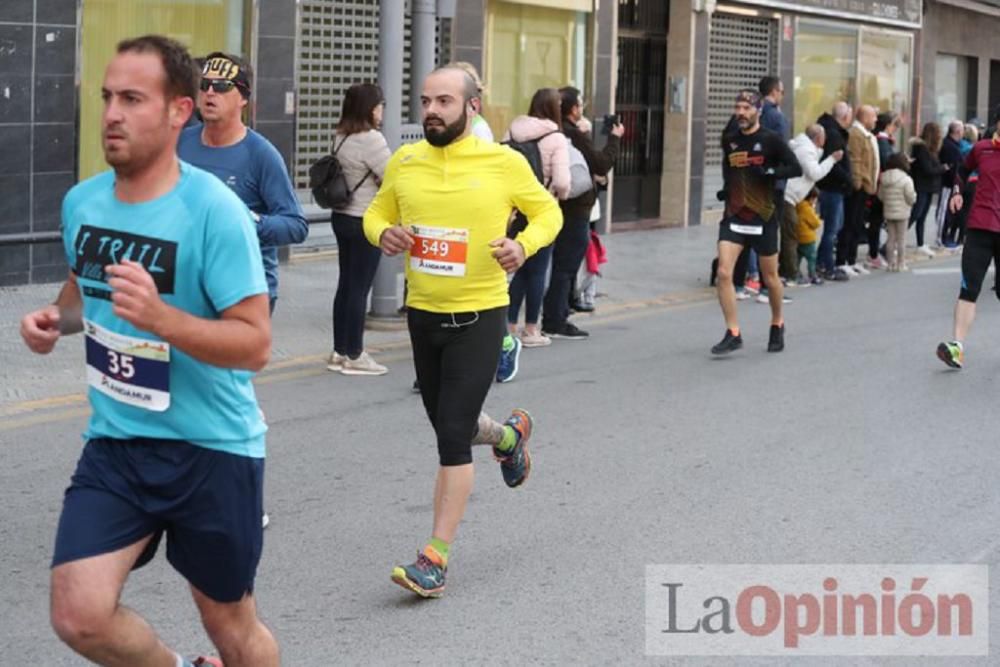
[780,124,844,280]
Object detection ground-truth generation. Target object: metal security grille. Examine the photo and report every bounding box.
[703,12,778,210]
[295,1,452,189]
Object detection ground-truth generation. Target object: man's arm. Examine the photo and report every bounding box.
[20,272,83,354]
[106,260,271,371]
[570,124,621,177]
[507,153,563,259]
[771,135,802,181]
[255,145,309,247]
[363,150,411,253]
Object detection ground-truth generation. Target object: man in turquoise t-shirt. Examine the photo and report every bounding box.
[19,36,278,667]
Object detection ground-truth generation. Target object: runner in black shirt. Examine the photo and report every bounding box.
[712,89,802,355]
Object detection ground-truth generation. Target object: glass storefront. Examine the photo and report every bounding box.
[935,54,978,125]
[79,0,248,180]
[483,0,590,137]
[793,19,912,137]
[793,20,857,134]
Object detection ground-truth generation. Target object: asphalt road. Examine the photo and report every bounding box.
[3,254,1000,665]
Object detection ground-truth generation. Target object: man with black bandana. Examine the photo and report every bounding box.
[712,89,802,355]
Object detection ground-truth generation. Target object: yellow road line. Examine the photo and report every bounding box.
[0,289,714,430]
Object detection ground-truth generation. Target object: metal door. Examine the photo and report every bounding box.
[703,12,778,212]
[613,0,668,223]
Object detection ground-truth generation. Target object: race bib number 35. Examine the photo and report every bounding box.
[409,225,469,277]
[84,319,171,411]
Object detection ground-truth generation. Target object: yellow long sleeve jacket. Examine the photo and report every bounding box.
[364,135,563,313]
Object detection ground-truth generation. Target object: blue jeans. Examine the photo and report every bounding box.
[817,190,845,272]
[508,244,553,325]
[332,212,382,358]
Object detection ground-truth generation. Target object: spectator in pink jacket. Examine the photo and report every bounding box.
[505,88,570,348]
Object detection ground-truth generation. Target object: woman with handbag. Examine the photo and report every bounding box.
[502,88,571,350]
[326,83,392,375]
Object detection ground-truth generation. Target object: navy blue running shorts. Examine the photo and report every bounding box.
[52,437,265,603]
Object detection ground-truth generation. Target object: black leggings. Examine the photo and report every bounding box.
[408,306,505,466]
[959,228,1000,303]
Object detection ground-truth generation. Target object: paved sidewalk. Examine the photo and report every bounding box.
[0,222,951,409]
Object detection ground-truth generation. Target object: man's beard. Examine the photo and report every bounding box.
[424,107,468,147]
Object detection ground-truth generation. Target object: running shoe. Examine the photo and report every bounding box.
[810,275,824,286]
[795,275,811,287]
[496,335,522,383]
[841,265,859,277]
[340,351,388,376]
[745,278,762,294]
[917,245,936,258]
[543,322,589,340]
[520,331,552,347]
[735,287,752,301]
[768,324,785,353]
[326,351,345,372]
[852,263,871,275]
[756,291,792,304]
[711,330,743,355]
[827,267,850,282]
[865,256,887,270]
[936,341,963,369]
[391,549,447,598]
[192,658,224,667]
[494,409,533,488]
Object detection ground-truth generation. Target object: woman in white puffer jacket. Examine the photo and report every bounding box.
[504,89,571,347]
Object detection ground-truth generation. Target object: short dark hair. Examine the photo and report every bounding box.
[758,76,782,97]
[528,88,561,127]
[806,187,820,201]
[875,111,898,134]
[559,86,582,119]
[116,35,197,102]
[337,82,384,136]
[886,152,910,172]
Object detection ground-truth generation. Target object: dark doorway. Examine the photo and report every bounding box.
[990,60,1000,122]
[613,1,668,223]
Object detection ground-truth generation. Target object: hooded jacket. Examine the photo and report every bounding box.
[784,132,838,206]
[909,138,948,194]
[878,168,917,220]
[815,113,853,195]
[939,135,963,189]
[504,115,571,200]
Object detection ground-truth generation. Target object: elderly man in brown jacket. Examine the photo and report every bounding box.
[837,104,879,275]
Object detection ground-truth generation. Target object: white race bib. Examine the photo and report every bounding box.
[409,225,469,277]
[84,319,171,411]
[730,223,763,236]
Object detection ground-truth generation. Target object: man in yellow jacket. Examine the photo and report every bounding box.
[364,66,562,598]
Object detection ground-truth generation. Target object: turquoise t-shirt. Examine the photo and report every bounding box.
[61,161,269,458]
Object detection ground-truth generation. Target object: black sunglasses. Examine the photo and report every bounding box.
[200,79,242,94]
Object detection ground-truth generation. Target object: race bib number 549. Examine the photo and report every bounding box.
[409,225,469,277]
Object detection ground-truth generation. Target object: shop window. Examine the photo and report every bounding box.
[79,0,247,180]
[792,20,857,134]
[936,54,978,125]
[484,1,590,138]
[859,30,912,129]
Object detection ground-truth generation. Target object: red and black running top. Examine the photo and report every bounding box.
[722,126,802,223]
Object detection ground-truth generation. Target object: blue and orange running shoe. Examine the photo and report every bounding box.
[391,548,447,598]
[493,409,533,488]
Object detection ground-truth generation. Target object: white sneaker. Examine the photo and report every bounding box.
[917,245,936,258]
[841,265,859,277]
[340,351,388,376]
[326,351,345,372]
[852,263,870,275]
[735,288,751,301]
